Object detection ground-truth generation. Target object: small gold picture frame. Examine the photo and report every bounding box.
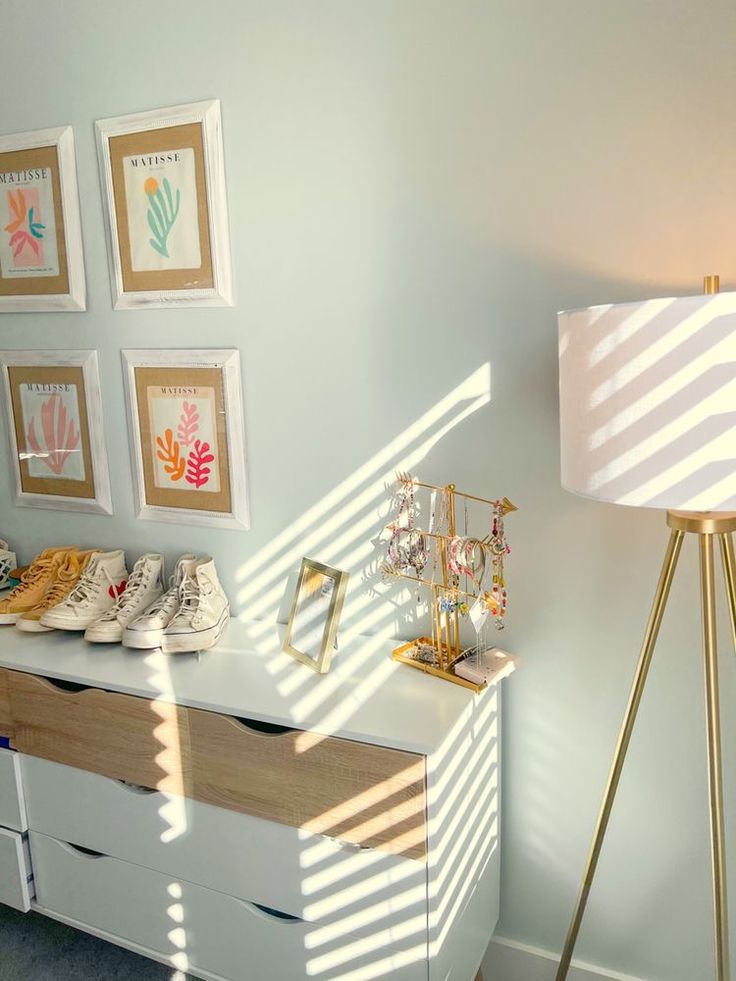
[283,559,349,674]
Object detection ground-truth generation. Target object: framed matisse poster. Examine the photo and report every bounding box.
[122,349,249,529]
[0,351,112,514]
[96,101,232,310]
[0,127,86,312]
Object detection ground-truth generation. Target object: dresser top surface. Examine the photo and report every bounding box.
[0,618,501,754]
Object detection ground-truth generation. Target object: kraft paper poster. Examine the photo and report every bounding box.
[147,384,220,494]
[133,365,232,514]
[109,122,213,294]
[18,382,85,482]
[7,365,95,501]
[0,143,68,298]
[0,173,59,279]
[123,148,201,273]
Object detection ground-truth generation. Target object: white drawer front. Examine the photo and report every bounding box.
[22,754,427,946]
[0,827,33,912]
[30,832,427,981]
[0,748,27,832]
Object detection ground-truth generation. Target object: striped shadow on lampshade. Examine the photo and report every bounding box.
[558,290,736,511]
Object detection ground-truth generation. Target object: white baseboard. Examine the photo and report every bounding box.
[483,936,648,981]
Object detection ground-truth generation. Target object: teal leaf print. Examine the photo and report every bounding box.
[27,206,45,240]
[144,176,181,260]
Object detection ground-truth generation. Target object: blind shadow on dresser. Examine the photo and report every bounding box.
[18,365,500,981]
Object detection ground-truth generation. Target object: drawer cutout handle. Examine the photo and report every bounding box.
[240,899,302,924]
[59,841,105,860]
[39,677,92,694]
[114,779,158,796]
[232,716,296,736]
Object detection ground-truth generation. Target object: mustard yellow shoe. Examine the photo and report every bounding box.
[0,547,75,625]
[17,550,96,633]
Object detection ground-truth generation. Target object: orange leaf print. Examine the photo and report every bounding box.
[4,190,26,234]
[155,428,185,480]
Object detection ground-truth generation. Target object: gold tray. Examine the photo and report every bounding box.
[392,637,486,693]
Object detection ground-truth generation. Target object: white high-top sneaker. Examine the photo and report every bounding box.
[160,557,229,654]
[84,554,165,644]
[39,550,128,631]
[122,554,197,649]
[0,541,17,590]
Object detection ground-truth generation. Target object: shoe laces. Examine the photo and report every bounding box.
[39,558,81,605]
[10,558,54,596]
[140,564,188,619]
[170,573,206,625]
[97,562,152,621]
[66,561,117,607]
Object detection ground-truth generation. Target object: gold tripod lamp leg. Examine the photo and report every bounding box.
[554,528,684,981]
[719,533,736,655]
[704,533,730,981]
[557,515,736,981]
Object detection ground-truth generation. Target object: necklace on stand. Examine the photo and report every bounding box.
[382,475,517,691]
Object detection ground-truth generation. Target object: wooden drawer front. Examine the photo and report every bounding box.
[9,671,192,797]
[0,748,26,831]
[0,828,33,912]
[22,754,428,937]
[30,832,427,981]
[186,705,427,859]
[0,668,12,740]
[9,671,427,860]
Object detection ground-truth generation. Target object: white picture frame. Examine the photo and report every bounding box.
[96,100,233,310]
[0,350,112,515]
[122,348,249,530]
[0,126,86,312]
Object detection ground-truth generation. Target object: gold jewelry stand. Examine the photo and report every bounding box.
[555,509,735,980]
[385,476,517,692]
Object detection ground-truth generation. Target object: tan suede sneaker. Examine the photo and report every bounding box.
[0,547,75,625]
[17,550,96,633]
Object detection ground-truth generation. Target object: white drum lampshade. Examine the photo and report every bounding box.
[558,290,736,511]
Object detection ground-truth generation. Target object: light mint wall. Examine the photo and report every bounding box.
[2,1,736,979]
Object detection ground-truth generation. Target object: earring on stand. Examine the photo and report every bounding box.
[486,499,510,629]
[386,476,416,575]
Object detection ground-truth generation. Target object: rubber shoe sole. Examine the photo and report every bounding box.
[39,611,107,631]
[0,612,21,625]
[160,609,229,655]
[122,626,166,649]
[16,616,54,633]
[84,621,124,644]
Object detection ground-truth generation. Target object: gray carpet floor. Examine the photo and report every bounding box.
[0,905,190,980]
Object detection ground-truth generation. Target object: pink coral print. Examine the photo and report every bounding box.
[25,393,80,475]
[4,188,45,268]
[185,439,215,488]
[177,401,199,447]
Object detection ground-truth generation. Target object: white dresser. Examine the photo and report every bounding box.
[0,620,503,981]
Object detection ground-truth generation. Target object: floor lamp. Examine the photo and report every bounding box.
[555,276,734,981]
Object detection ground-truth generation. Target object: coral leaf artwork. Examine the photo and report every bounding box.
[185,439,215,488]
[25,394,80,475]
[155,428,186,480]
[4,190,44,259]
[145,176,180,258]
[177,401,199,446]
